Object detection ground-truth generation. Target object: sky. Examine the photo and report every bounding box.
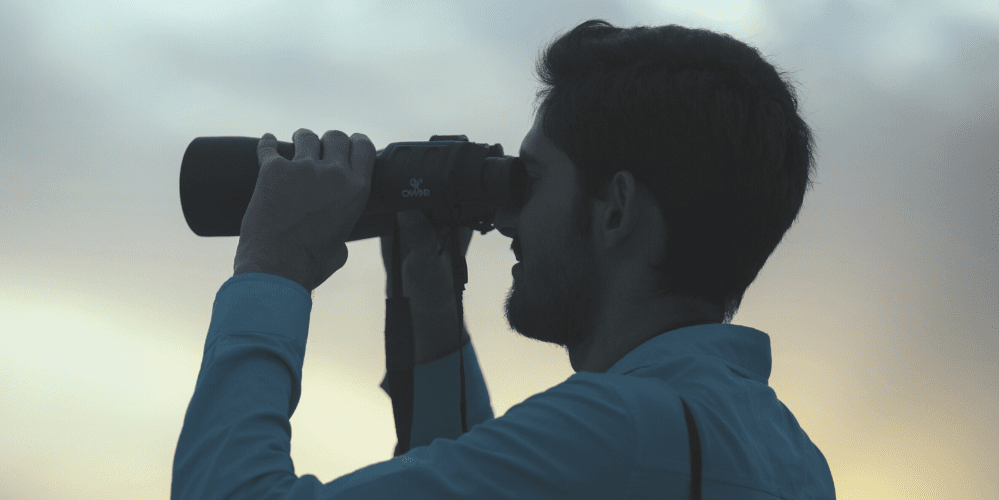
[1,0,996,498]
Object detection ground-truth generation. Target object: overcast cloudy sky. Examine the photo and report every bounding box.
[2,1,996,499]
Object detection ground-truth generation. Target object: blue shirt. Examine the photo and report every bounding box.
[173,272,836,499]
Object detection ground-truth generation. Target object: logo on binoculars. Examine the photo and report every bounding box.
[402,178,430,198]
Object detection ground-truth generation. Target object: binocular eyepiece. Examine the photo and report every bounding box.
[180,134,528,241]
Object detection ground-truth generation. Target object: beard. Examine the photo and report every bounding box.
[503,193,602,352]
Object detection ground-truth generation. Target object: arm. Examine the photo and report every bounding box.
[378,208,493,448]
[173,273,629,499]
[410,294,470,365]
[380,292,494,450]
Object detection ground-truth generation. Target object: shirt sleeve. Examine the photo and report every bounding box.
[379,336,495,450]
[172,272,637,500]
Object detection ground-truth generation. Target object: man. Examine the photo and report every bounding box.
[173,19,835,499]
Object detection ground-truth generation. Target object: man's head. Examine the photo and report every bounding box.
[492,20,817,371]
[495,107,723,371]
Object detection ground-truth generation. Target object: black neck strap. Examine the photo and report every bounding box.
[384,216,469,458]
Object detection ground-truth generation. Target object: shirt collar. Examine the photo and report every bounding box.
[605,323,772,384]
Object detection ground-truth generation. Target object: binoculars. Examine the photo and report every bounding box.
[180,134,528,241]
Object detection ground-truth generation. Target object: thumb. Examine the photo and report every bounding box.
[397,209,457,258]
[398,208,431,227]
[397,209,436,240]
[316,241,349,289]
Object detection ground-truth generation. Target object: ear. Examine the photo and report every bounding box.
[600,171,642,243]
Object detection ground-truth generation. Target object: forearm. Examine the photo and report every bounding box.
[409,298,470,366]
[382,294,494,449]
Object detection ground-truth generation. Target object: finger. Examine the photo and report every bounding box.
[257,133,281,166]
[398,208,429,227]
[349,132,376,179]
[292,128,320,160]
[320,130,349,163]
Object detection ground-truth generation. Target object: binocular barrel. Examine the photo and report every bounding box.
[180,135,527,242]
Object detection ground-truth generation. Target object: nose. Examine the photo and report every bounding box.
[492,204,518,240]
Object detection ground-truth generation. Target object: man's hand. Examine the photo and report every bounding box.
[380,209,473,363]
[234,128,375,293]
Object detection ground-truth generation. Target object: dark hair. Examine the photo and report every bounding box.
[534,19,818,324]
